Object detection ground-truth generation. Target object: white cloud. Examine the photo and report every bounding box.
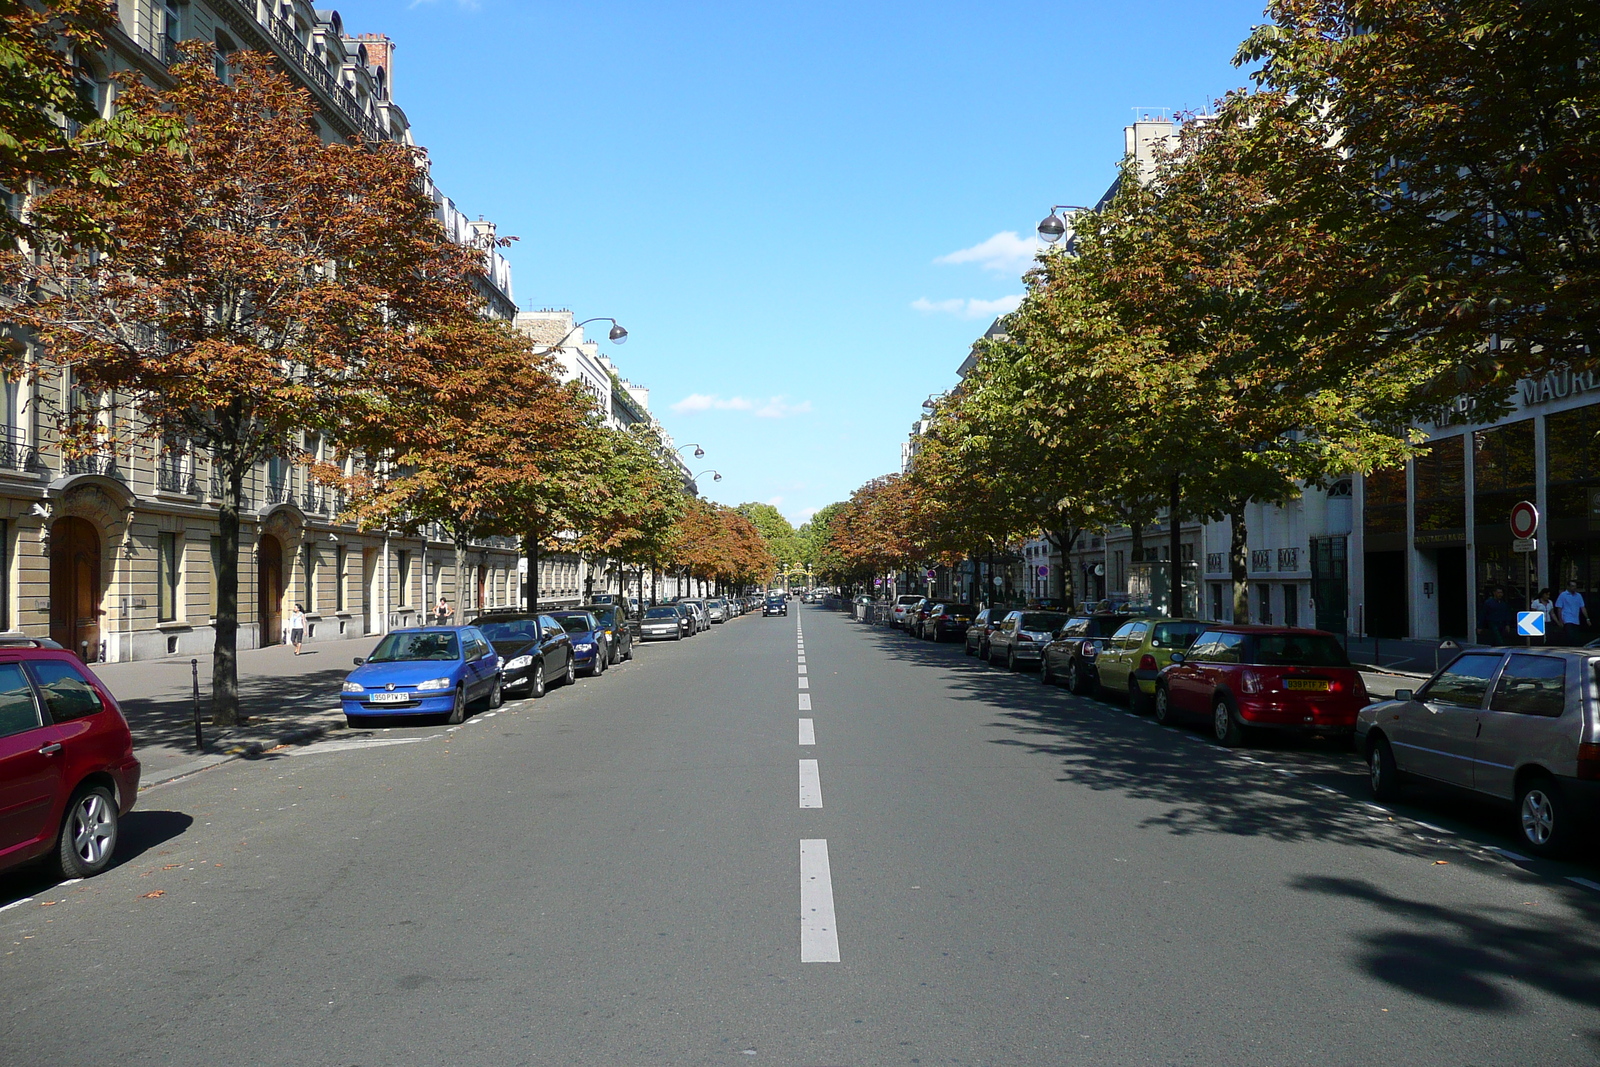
[795,506,820,521]
[911,293,1023,319]
[934,231,1045,275]
[671,393,812,418]
[766,495,785,508]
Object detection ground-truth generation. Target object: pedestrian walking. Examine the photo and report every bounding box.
[1556,580,1590,646]
[289,604,306,655]
[1478,586,1513,646]
[434,597,453,627]
[1530,588,1555,645]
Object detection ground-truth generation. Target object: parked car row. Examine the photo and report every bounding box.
[884,600,1600,858]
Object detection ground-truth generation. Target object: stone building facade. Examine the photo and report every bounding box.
[3,1,524,662]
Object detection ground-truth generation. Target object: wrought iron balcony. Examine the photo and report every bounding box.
[265,482,294,505]
[64,453,118,479]
[1206,552,1224,575]
[1250,549,1272,573]
[157,463,198,495]
[0,427,38,474]
[1277,547,1301,572]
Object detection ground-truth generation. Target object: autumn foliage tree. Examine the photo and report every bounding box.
[18,48,492,723]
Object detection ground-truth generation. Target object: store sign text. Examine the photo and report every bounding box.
[1520,369,1600,407]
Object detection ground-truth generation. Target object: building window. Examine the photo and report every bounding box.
[396,550,412,606]
[158,532,179,622]
[335,546,348,612]
[1258,583,1272,625]
[301,543,316,611]
[1283,584,1299,628]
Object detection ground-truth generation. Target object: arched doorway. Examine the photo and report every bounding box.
[49,517,101,662]
[259,534,284,646]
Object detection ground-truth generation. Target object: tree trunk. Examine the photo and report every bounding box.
[1230,507,1250,624]
[453,535,468,620]
[1169,474,1183,618]
[211,465,244,726]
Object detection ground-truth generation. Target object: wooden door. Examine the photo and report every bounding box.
[259,534,283,646]
[49,517,101,663]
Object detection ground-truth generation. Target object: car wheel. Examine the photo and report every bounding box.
[487,675,504,709]
[964,640,975,657]
[1368,735,1400,801]
[623,641,634,661]
[56,783,118,879]
[1007,649,1018,672]
[1212,698,1244,747]
[1517,775,1574,857]
[531,664,547,699]
[1127,677,1149,713]
[1040,657,1054,686]
[563,654,576,686]
[595,649,607,675]
[447,684,466,724]
[1067,665,1089,696]
[1153,685,1173,725]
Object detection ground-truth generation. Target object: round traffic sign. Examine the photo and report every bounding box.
[1510,500,1539,539]
[1037,565,1049,577]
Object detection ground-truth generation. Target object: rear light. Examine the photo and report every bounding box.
[1139,654,1157,672]
[1579,743,1600,781]
[940,614,951,620]
[1017,633,1033,643]
[1241,670,1264,695]
[1080,640,1097,658]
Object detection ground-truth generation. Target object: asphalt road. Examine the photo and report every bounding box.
[4,605,1599,1066]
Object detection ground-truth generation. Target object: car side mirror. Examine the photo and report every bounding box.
[1168,652,1184,664]
[353,657,365,666]
[1394,688,1414,702]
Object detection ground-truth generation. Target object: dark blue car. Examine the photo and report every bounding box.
[549,611,609,677]
[341,626,503,725]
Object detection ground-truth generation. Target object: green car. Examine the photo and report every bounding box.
[1092,617,1207,710]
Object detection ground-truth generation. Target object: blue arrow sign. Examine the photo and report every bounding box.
[1516,611,1546,637]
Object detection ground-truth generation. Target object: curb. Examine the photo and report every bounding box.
[139,720,342,791]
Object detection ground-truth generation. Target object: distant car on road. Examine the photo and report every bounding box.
[963,608,1009,658]
[0,645,139,880]
[1040,614,1136,695]
[584,603,635,664]
[891,595,923,629]
[342,626,504,725]
[471,612,576,697]
[917,603,976,642]
[1088,618,1207,710]
[987,610,1069,671]
[640,605,690,640]
[549,611,610,676]
[1155,625,1368,746]
[764,595,788,617]
[706,598,729,623]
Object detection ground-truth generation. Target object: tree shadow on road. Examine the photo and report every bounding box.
[1292,874,1600,1047]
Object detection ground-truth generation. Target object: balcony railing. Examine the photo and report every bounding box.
[157,463,198,495]
[0,427,39,474]
[262,16,385,143]
[64,453,119,479]
[1250,549,1272,573]
[265,482,294,506]
[1206,552,1224,575]
[209,474,253,510]
[1277,547,1300,572]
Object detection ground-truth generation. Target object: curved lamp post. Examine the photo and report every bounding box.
[693,469,722,484]
[1036,205,1093,245]
[677,443,707,459]
[531,316,628,355]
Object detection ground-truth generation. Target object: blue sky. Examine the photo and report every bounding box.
[332,0,1271,526]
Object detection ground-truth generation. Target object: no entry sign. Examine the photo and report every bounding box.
[1510,500,1539,540]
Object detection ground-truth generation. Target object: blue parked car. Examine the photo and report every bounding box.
[341,626,503,726]
[548,610,609,677]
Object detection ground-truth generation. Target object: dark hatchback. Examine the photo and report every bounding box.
[1040,614,1136,695]
[764,596,788,617]
[583,603,635,665]
[920,603,977,642]
[470,613,575,698]
[549,611,610,676]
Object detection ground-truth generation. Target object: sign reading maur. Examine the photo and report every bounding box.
[1510,500,1539,540]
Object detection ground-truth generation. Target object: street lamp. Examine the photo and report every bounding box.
[693,469,722,483]
[677,443,706,459]
[1036,205,1092,245]
[530,315,628,355]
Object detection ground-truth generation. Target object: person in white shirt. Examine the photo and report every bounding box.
[1531,588,1555,645]
[1555,580,1590,646]
[289,604,307,655]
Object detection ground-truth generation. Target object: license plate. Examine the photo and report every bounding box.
[369,691,411,704]
[1286,679,1330,692]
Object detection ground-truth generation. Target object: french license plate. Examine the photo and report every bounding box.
[369,691,411,704]
[1286,679,1330,692]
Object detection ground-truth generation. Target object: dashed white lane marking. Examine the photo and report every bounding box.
[798,664,808,674]
[289,736,432,755]
[1491,848,1531,862]
[798,656,806,664]
[800,839,841,963]
[798,677,810,689]
[799,718,816,745]
[799,693,812,711]
[1569,877,1600,892]
[799,759,823,807]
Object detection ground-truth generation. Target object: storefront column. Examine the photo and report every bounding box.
[1407,455,1427,639]
[1463,434,1477,641]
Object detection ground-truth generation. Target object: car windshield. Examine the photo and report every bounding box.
[368,632,460,662]
[645,607,679,619]
[1249,634,1350,667]
[588,607,618,625]
[1020,613,1067,632]
[1151,622,1205,649]
[943,605,976,615]
[552,615,595,634]
[478,619,542,641]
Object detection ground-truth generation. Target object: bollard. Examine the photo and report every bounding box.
[191,658,202,750]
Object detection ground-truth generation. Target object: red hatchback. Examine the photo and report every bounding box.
[0,644,139,879]
[1154,625,1368,746]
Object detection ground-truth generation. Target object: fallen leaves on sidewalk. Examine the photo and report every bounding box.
[141,891,165,899]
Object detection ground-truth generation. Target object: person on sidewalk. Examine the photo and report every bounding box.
[434,597,453,627]
[289,604,306,655]
[1556,580,1590,646]
[1530,588,1556,645]
[1478,587,1512,646]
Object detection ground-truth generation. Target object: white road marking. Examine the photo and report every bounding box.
[0,897,34,914]
[1491,848,1531,862]
[1569,877,1600,892]
[798,664,808,674]
[799,718,815,745]
[800,839,840,963]
[798,656,806,664]
[799,759,823,807]
[799,693,812,711]
[1413,821,1449,834]
[798,677,809,689]
[289,736,432,755]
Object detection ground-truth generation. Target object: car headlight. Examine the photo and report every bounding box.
[415,677,452,691]
[574,641,595,651]
[504,655,533,671]
[341,681,365,694]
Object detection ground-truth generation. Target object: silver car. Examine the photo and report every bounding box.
[1356,647,1600,857]
[706,598,728,623]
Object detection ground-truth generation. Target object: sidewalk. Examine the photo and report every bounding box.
[94,635,383,787]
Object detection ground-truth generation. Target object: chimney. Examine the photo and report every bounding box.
[355,33,395,93]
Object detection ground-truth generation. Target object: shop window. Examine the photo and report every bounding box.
[1363,466,1407,537]
[335,546,348,612]
[1473,419,1536,532]
[1413,435,1466,532]
[158,532,179,622]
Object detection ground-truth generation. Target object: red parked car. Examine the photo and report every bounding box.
[1153,625,1368,746]
[0,643,139,879]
